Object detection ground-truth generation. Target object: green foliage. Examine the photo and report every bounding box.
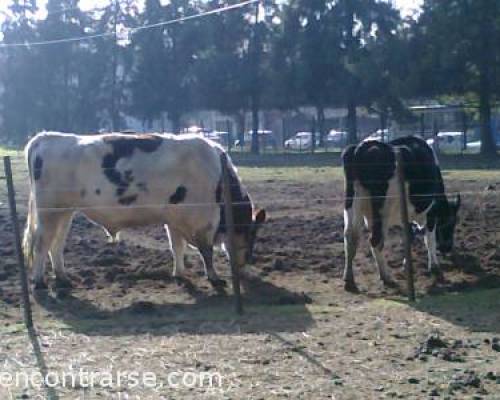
[410,0,500,157]
[0,0,498,158]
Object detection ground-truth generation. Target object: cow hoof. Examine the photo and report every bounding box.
[209,278,227,289]
[382,278,397,288]
[431,269,445,283]
[33,280,48,291]
[174,276,187,286]
[344,281,359,293]
[55,278,73,289]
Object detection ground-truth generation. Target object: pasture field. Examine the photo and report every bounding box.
[0,150,499,399]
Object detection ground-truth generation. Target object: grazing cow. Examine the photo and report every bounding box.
[341,135,460,292]
[23,132,266,290]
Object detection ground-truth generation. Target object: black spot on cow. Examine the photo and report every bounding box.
[347,140,396,249]
[101,134,162,198]
[116,186,127,197]
[118,194,138,206]
[169,186,187,204]
[390,136,443,213]
[136,182,148,192]
[34,156,43,181]
[80,189,86,198]
[124,170,134,183]
[216,171,253,236]
[95,188,101,195]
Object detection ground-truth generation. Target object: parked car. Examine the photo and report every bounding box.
[426,132,465,153]
[363,129,393,143]
[325,130,347,147]
[235,130,276,149]
[284,132,320,150]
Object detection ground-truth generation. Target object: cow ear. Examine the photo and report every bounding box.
[255,209,266,224]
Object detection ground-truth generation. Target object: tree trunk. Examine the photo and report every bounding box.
[171,111,181,135]
[111,0,119,132]
[311,117,317,153]
[250,3,261,155]
[347,100,358,145]
[234,111,246,147]
[316,105,325,147]
[251,97,260,154]
[380,110,388,142]
[478,2,497,158]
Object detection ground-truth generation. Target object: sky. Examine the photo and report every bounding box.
[0,0,424,22]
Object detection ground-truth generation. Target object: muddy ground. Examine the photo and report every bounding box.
[0,157,499,399]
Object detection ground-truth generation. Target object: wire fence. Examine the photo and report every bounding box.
[0,152,499,288]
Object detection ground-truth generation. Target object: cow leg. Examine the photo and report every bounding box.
[343,207,362,292]
[369,222,393,287]
[48,213,73,288]
[199,246,227,289]
[165,226,186,278]
[32,213,64,290]
[424,228,439,273]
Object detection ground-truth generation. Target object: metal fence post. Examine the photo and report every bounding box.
[3,156,34,328]
[395,149,416,302]
[220,152,243,314]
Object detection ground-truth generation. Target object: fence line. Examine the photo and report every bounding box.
[0,189,494,214]
[8,177,498,193]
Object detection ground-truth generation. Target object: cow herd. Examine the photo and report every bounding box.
[22,131,460,295]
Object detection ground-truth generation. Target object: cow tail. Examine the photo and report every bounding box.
[23,140,37,269]
[341,145,357,210]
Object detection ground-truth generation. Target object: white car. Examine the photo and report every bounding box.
[325,130,347,147]
[426,132,465,153]
[285,132,318,150]
[364,129,392,143]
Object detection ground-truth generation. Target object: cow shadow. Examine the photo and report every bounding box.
[408,286,500,334]
[33,274,315,337]
[394,253,500,333]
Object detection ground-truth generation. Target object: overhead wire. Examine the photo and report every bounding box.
[0,0,259,48]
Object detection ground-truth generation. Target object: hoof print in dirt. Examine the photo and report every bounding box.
[412,333,465,362]
[448,370,482,393]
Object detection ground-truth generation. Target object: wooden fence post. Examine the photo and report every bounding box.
[220,152,243,314]
[395,149,416,302]
[3,156,34,328]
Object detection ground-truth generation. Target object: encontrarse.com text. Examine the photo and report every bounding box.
[0,370,223,390]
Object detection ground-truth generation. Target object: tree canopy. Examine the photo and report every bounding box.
[0,0,498,156]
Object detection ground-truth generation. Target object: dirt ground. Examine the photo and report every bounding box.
[0,155,499,399]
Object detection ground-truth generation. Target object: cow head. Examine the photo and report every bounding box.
[436,193,461,253]
[232,209,266,267]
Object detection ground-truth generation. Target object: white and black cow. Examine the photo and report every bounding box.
[341,135,460,292]
[23,132,266,290]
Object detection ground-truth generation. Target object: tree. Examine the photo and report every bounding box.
[332,0,402,144]
[0,0,40,142]
[96,0,138,131]
[194,0,251,143]
[36,0,93,132]
[277,0,343,147]
[411,0,499,157]
[129,0,167,129]
[357,2,410,134]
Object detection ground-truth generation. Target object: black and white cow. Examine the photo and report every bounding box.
[23,132,266,290]
[341,135,461,292]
